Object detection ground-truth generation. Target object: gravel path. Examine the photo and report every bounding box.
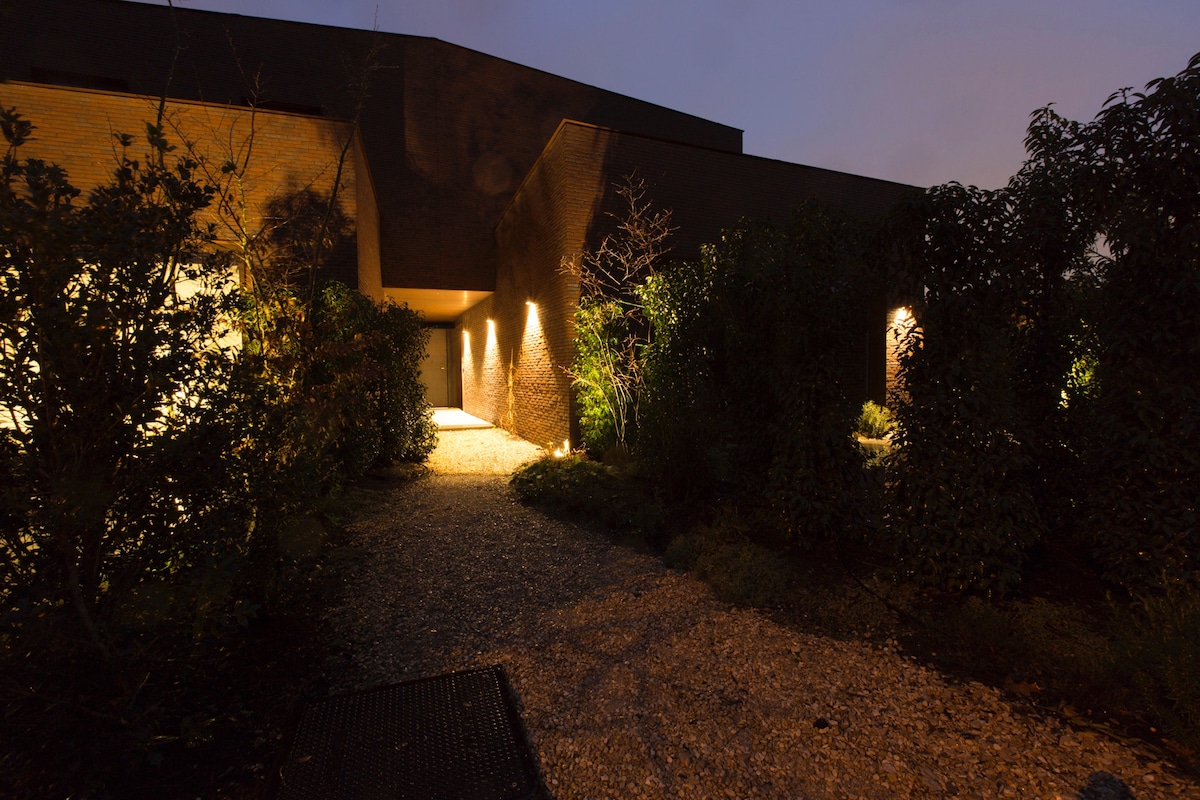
[321,430,1200,799]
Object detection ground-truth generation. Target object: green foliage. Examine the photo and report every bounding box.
[933,597,1117,698]
[1069,55,1200,589]
[0,108,241,650]
[642,201,874,544]
[310,282,436,471]
[571,299,626,454]
[884,184,1049,594]
[1114,587,1200,750]
[510,455,664,537]
[856,400,894,439]
[567,175,674,456]
[0,109,436,794]
[882,52,1200,594]
[663,523,791,607]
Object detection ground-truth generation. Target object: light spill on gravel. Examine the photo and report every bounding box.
[320,431,1200,799]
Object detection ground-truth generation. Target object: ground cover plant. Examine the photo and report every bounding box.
[0,109,433,797]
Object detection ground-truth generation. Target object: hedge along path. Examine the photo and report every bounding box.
[322,429,1200,799]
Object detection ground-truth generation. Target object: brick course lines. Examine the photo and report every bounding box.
[1,82,367,290]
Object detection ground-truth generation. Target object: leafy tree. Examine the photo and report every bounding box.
[1072,54,1200,588]
[0,108,237,653]
[885,183,1046,593]
[884,51,1200,593]
[642,201,876,542]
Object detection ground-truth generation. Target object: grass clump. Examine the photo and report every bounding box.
[1114,587,1200,752]
[664,524,791,608]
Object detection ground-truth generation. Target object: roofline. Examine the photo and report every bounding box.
[2,78,358,125]
[496,117,920,227]
[109,0,744,140]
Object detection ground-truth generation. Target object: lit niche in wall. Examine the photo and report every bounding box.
[886,306,917,406]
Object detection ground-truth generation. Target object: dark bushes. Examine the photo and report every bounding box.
[0,109,433,794]
[884,53,1200,594]
[642,203,876,545]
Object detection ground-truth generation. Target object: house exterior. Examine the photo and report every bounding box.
[2,0,915,449]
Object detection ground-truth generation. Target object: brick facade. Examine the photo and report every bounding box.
[457,121,913,443]
[0,81,373,292]
[6,0,743,293]
[9,1,918,446]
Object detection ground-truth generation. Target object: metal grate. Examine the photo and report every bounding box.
[277,665,547,800]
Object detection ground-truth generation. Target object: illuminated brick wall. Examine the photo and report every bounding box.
[7,0,743,295]
[885,306,916,407]
[456,125,606,447]
[459,121,912,445]
[0,81,377,293]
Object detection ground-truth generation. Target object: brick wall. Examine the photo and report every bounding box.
[8,0,745,294]
[456,125,616,447]
[885,306,916,408]
[352,130,383,300]
[459,121,916,445]
[0,81,375,292]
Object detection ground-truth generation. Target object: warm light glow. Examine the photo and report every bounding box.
[552,438,571,458]
[485,319,497,351]
[524,302,541,335]
[893,306,913,326]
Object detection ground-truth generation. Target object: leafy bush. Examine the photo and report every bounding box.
[511,455,665,539]
[884,184,1051,594]
[933,597,1117,697]
[571,299,627,455]
[566,176,673,456]
[664,524,791,607]
[856,400,894,439]
[642,201,875,544]
[1069,55,1200,589]
[310,281,436,473]
[0,108,244,652]
[0,109,436,794]
[1114,587,1200,751]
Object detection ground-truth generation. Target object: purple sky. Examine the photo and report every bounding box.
[139,0,1197,189]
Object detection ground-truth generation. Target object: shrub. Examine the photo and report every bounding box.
[884,184,1047,594]
[856,400,894,439]
[1114,587,1200,751]
[664,524,791,608]
[511,455,666,540]
[0,109,243,652]
[565,175,673,456]
[642,201,875,544]
[1071,56,1200,589]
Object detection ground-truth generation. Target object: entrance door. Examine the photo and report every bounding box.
[420,327,450,406]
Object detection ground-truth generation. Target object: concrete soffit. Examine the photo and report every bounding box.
[383,288,493,324]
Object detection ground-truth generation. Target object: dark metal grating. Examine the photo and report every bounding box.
[277,665,548,800]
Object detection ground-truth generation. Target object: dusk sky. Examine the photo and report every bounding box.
[138,0,1197,190]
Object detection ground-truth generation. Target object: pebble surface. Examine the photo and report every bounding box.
[320,429,1200,799]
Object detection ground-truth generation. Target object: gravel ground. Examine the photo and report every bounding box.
[320,429,1200,799]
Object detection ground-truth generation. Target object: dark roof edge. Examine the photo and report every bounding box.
[495,118,920,234]
[1,78,357,124]
[110,0,744,142]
